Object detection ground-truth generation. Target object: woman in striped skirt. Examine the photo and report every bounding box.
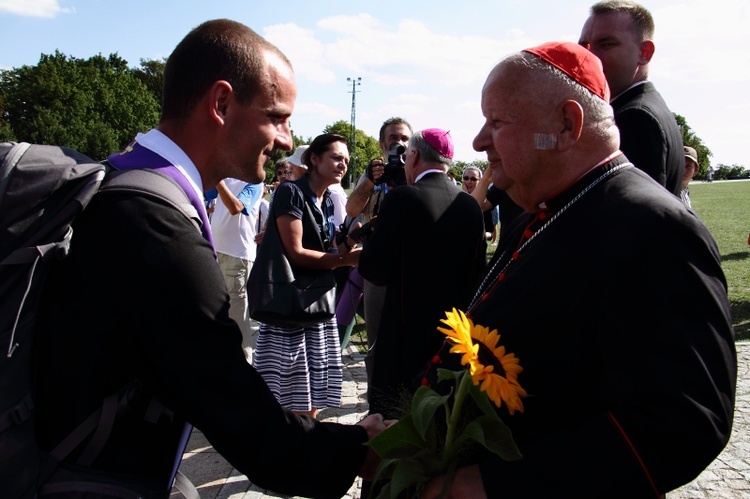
[254,133,360,419]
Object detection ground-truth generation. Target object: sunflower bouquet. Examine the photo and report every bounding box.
[366,309,526,498]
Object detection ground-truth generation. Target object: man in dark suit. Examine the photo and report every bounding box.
[580,0,684,196]
[358,128,486,420]
[33,19,386,499]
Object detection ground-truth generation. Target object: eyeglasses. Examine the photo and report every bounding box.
[462,176,479,182]
[276,170,293,177]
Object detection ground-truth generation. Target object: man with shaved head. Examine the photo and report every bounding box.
[579,0,684,196]
[31,19,387,499]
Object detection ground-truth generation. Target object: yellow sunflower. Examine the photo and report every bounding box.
[438,309,527,414]
[438,308,480,370]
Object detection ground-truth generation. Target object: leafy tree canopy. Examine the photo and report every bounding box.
[0,51,159,160]
[133,58,166,107]
[675,113,712,177]
[323,120,380,188]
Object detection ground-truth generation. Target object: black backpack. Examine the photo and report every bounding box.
[0,142,201,498]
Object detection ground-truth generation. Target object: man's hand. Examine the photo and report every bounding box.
[346,158,384,218]
[366,158,386,185]
[356,414,397,480]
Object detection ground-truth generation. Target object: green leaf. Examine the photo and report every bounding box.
[457,415,523,461]
[411,386,450,439]
[373,480,392,499]
[366,414,426,459]
[437,368,463,383]
[467,377,502,422]
[389,458,429,498]
[371,457,400,489]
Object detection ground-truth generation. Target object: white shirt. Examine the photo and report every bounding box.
[414,169,445,183]
[328,183,348,227]
[211,179,263,261]
[135,129,205,207]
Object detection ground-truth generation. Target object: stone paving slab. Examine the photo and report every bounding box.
[172,342,750,498]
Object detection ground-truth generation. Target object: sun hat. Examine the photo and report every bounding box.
[287,145,309,169]
[684,146,699,166]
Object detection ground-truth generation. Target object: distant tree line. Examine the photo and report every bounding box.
[2,51,745,183]
[0,52,162,161]
[675,113,748,180]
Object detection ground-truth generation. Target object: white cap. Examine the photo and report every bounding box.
[287,145,309,169]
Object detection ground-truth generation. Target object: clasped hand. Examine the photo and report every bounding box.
[356,414,397,480]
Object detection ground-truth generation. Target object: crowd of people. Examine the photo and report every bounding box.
[18,1,737,498]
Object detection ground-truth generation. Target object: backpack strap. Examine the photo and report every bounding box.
[0,392,33,433]
[0,142,31,205]
[39,168,204,497]
[98,166,202,498]
[98,168,202,234]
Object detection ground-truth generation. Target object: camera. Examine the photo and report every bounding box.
[380,142,407,187]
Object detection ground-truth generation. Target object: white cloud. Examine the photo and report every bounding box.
[0,0,72,17]
[291,101,342,121]
[653,0,750,83]
[261,3,750,164]
[265,23,336,84]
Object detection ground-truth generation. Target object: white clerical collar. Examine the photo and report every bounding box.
[135,129,204,201]
[415,169,445,183]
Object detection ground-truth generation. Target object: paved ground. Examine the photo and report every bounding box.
[172,342,750,499]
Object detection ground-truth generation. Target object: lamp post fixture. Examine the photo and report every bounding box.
[347,77,361,188]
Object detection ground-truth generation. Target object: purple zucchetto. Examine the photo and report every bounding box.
[422,128,454,159]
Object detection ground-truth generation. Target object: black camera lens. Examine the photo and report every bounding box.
[390,143,406,155]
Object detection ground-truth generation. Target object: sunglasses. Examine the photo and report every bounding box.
[276,170,293,177]
[462,176,479,182]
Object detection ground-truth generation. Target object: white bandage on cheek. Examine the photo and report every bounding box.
[534,133,557,150]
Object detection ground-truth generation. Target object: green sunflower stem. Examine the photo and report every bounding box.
[443,370,471,462]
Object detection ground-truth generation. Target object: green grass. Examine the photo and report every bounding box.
[690,181,750,341]
[349,315,368,353]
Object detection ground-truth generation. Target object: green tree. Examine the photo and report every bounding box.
[0,92,15,141]
[454,159,490,175]
[714,164,750,180]
[0,51,159,160]
[133,58,166,107]
[675,113,712,178]
[323,120,380,188]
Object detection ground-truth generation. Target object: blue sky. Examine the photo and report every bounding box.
[1,0,748,166]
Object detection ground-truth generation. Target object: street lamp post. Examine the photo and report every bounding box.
[347,77,361,188]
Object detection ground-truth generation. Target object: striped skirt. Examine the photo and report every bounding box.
[254,318,343,411]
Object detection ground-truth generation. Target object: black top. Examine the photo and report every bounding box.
[467,156,735,496]
[612,81,685,196]
[35,179,367,498]
[359,173,487,419]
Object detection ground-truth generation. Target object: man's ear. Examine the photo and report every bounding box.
[639,40,655,65]
[410,148,420,164]
[209,80,233,126]
[557,100,584,151]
